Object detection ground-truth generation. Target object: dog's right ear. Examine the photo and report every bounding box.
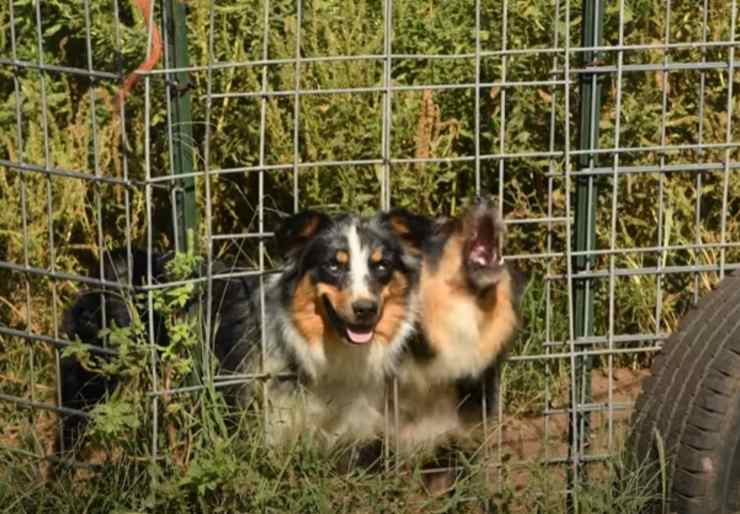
[378,208,435,253]
[275,210,332,256]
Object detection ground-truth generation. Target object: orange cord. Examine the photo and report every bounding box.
[116,0,163,110]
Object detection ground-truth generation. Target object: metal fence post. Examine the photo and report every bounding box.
[570,0,605,499]
[164,0,198,252]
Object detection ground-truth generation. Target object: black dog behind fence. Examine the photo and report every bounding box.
[1,0,738,508]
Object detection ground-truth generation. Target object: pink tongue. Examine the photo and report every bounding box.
[469,242,492,266]
[346,327,374,344]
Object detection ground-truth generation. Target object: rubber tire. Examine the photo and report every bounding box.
[630,273,740,514]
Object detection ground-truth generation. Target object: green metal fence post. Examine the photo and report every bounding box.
[569,0,605,500]
[164,0,198,253]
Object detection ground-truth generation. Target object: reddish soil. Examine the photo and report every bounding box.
[495,367,649,464]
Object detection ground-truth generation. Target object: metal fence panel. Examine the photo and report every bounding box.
[0,0,738,507]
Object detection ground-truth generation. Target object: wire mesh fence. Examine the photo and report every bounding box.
[1,0,739,508]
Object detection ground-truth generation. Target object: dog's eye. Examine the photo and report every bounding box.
[373,260,391,274]
[326,259,344,274]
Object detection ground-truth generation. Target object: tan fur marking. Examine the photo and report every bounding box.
[299,215,321,240]
[374,271,410,345]
[420,230,518,364]
[477,271,517,359]
[316,282,354,326]
[290,276,326,346]
[419,233,467,354]
[335,250,349,265]
[390,216,424,255]
[370,248,383,263]
[390,216,411,236]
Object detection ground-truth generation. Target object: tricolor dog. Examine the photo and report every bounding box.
[378,200,523,451]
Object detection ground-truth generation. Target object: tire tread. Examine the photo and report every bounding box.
[629,274,740,514]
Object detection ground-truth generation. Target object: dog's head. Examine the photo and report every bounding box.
[62,248,171,347]
[377,200,511,294]
[277,210,429,348]
[457,198,508,293]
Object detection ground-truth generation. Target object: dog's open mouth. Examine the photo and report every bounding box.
[468,238,497,268]
[466,212,499,269]
[322,296,377,345]
[345,324,375,344]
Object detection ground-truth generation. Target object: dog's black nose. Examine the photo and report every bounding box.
[352,299,378,320]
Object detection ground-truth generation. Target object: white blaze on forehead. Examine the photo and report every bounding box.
[346,222,371,298]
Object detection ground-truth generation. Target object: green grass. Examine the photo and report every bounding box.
[0,395,668,514]
[0,419,667,514]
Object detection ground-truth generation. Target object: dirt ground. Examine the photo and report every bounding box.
[496,368,649,463]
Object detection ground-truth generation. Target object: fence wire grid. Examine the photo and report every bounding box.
[1,0,739,507]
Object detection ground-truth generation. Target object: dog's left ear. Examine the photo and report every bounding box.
[275,210,332,256]
[377,208,435,253]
